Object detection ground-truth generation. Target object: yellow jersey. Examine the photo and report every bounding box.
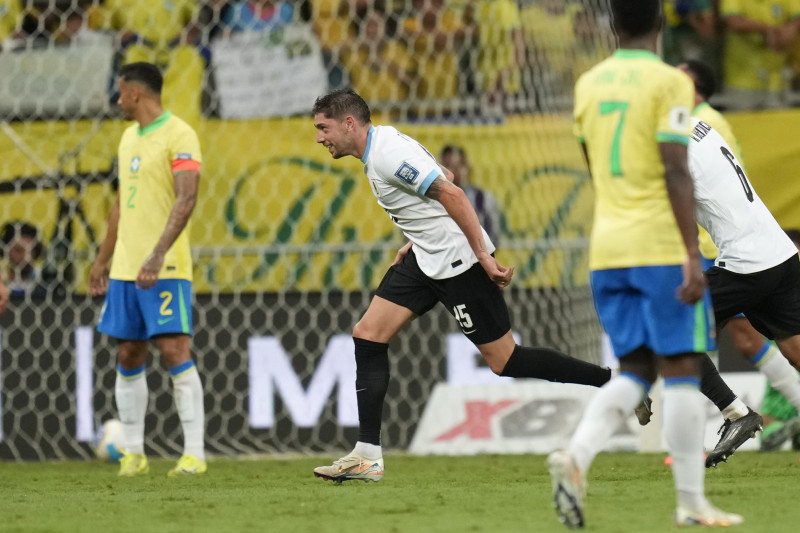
[0,0,21,42]
[520,3,582,78]
[475,0,522,94]
[341,42,415,102]
[692,102,744,260]
[93,0,198,48]
[721,0,800,91]
[111,111,201,281]
[574,49,694,270]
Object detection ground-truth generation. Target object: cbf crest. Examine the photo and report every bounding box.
[131,156,141,173]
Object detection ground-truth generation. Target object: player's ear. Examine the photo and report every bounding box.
[344,115,355,131]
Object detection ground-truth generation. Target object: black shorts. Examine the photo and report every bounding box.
[706,255,800,340]
[374,249,511,345]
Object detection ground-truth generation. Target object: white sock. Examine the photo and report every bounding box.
[568,374,646,474]
[354,441,382,459]
[721,397,750,420]
[754,343,800,410]
[663,378,706,510]
[115,365,148,455]
[171,361,206,460]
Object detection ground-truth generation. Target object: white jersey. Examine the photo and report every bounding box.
[362,125,495,279]
[688,118,796,274]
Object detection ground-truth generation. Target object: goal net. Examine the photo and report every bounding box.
[0,0,610,460]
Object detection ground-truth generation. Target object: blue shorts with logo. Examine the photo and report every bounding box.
[591,265,715,358]
[98,279,193,341]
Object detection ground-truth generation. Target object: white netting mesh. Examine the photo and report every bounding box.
[0,0,609,460]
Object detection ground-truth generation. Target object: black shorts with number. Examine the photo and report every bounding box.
[374,249,511,345]
[706,254,800,339]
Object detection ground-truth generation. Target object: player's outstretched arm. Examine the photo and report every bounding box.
[426,176,514,288]
[660,142,704,304]
[137,169,200,289]
[89,193,120,296]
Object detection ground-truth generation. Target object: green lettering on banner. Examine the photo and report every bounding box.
[511,165,591,285]
[224,157,363,288]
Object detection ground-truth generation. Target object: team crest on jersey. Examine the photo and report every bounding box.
[177,152,192,160]
[130,156,141,173]
[394,162,419,184]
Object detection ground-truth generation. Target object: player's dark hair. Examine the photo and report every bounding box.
[440,145,466,159]
[785,229,800,248]
[682,60,717,100]
[0,221,43,260]
[119,62,163,95]
[609,0,661,38]
[312,89,371,124]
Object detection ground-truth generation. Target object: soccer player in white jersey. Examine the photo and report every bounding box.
[310,89,623,483]
[679,60,800,465]
[689,117,800,374]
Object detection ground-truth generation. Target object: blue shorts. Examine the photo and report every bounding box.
[98,279,193,341]
[591,265,715,358]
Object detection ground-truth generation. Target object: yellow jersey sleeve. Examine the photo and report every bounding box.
[168,121,202,174]
[655,72,693,145]
[720,0,743,16]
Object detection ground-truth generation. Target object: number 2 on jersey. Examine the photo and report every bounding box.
[599,101,629,177]
[127,185,137,208]
[719,146,754,202]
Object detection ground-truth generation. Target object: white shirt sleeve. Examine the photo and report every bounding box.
[372,129,444,196]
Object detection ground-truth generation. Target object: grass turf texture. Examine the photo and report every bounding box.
[1,452,798,532]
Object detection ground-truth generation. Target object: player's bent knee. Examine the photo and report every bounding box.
[352,320,377,342]
[477,334,515,375]
[117,342,148,368]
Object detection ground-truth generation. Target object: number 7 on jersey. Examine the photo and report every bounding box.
[599,101,629,177]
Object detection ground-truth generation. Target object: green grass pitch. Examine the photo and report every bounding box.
[1,451,799,532]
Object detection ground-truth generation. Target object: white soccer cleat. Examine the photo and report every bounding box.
[547,450,586,529]
[674,504,744,527]
[313,452,384,483]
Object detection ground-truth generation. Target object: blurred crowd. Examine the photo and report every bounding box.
[2,0,800,119]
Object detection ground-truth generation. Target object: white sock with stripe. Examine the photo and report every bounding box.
[171,360,206,460]
[115,364,148,455]
[663,377,707,511]
[753,342,800,410]
[568,374,647,474]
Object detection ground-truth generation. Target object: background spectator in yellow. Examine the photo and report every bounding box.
[662,0,717,66]
[91,0,205,126]
[572,6,613,82]
[0,0,22,50]
[340,8,416,104]
[721,0,800,109]
[520,0,582,111]
[466,0,525,115]
[397,0,462,102]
